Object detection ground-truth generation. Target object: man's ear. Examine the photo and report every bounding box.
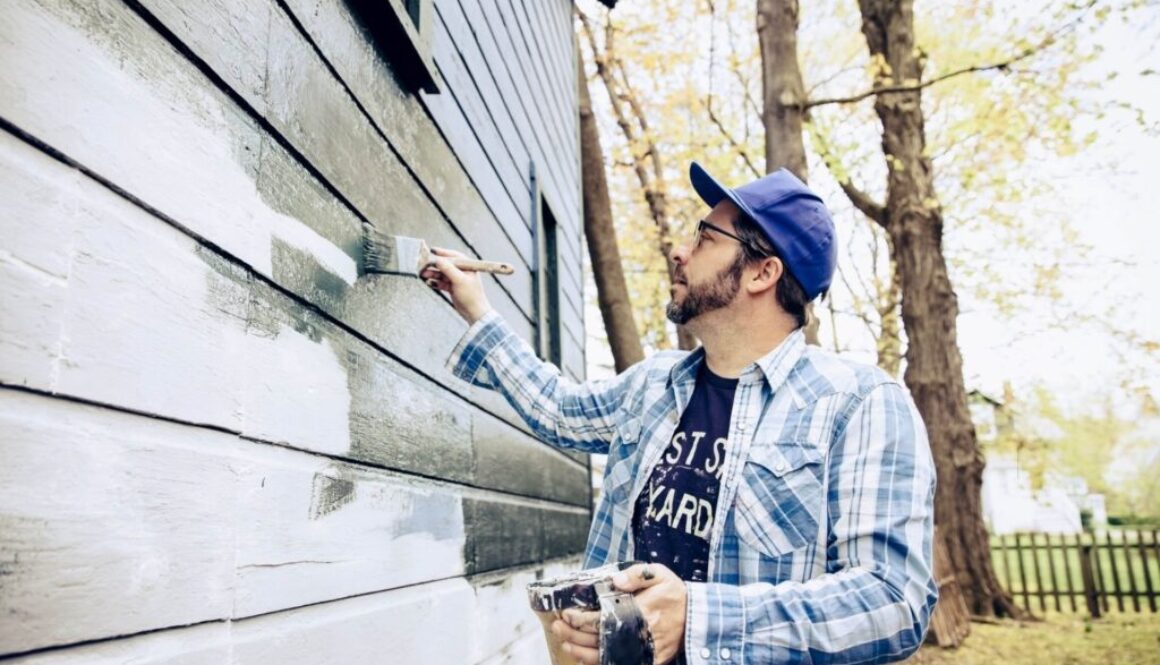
[746,256,783,295]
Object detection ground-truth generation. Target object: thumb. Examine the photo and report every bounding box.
[611,563,665,593]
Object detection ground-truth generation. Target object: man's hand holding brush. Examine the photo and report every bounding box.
[420,247,494,324]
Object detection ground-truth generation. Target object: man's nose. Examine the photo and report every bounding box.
[670,243,689,265]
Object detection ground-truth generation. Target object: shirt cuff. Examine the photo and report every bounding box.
[445,309,508,386]
[684,582,745,663]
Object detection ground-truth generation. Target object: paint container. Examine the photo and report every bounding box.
[526,562,654,665]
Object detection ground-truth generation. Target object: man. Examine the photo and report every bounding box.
[421,163,938,664]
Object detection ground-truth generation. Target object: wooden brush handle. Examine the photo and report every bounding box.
[452,258,515,275]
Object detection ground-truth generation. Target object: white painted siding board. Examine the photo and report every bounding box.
[472,0,577,213]
[3,513,579,665]
[437,0,577,227]
[492,0,575,184]
[0,388,585,654]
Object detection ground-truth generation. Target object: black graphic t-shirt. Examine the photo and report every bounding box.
[632,362,738,582]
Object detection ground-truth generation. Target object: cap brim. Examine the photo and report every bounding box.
[689,161,760,224]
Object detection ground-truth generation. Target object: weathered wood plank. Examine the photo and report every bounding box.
[254,0,540,305]
[0,128,588,505]
[463,497,588,575]
[0,389,587,654]
[278,0,543,267]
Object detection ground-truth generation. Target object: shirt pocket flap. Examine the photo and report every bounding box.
[745,441,824,477]
[615,416,642,445]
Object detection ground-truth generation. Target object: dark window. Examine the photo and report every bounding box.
[536,197,562,367]
[350,0,440,93]
[404,0,422,29]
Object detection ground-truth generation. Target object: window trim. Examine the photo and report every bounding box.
[351,0,441,94]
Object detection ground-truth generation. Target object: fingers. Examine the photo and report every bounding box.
[429,246,467,259]
[553,615,599,665]
[551,619,598,648]
[560,609,601,634]
[563,642,598,665]
[612,563,667,593]
[419,267,450,293]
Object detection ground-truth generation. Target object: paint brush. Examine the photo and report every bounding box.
[362,226,515,277]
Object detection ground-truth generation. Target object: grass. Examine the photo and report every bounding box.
[906,612,1160,665]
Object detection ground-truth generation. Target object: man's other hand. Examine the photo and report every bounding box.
[551,563,687,664]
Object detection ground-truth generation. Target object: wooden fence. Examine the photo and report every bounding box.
[990,530,1160,616]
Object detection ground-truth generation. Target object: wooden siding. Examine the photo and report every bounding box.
[0,0,587,661]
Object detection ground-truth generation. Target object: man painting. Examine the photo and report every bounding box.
[421,163,938,664]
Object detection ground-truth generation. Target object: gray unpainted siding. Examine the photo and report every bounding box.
[0,0,589,661]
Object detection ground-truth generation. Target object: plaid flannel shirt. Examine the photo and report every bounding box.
[448,311,938,664]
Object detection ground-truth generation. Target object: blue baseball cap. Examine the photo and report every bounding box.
[689,162,836,300]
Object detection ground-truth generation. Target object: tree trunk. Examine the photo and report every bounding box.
[756,0,820,345]
[757,0,809,182]
[856,0,1023,618]
[578,40,645,374]
[578,10,697,350]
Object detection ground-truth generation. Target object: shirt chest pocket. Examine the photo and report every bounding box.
[734,441,826,557]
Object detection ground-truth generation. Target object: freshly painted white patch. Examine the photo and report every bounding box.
[0,552,586,665]
[0,390,469,654]
[240,326,352,455]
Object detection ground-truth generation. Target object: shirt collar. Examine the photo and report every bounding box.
[666,329,807,404]
[753,329,807,399]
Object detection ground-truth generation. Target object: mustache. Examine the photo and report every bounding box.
[672,267,687,284]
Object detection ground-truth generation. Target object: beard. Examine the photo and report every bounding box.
[666,254,745,325]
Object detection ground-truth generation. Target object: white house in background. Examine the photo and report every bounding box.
[980,455,1106,534]
[972,390,1107,534]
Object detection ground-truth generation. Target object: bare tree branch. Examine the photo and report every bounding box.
[705,100,764,179]
[803,0,1099,110]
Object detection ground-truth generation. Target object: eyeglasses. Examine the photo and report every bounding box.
[693,219,765,254]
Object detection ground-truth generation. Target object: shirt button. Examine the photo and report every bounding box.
[721,647,732,660]
[774,461,788,473]
[737,422,747,432]
[700,647,711,659]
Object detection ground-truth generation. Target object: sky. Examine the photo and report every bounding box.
[939,7,1160,410]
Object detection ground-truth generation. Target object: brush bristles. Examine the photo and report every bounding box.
[362,225,395,273]
[363,226,424,275]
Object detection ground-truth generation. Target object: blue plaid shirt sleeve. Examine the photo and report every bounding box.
[684,382,939,664]
[446,310,646,454]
